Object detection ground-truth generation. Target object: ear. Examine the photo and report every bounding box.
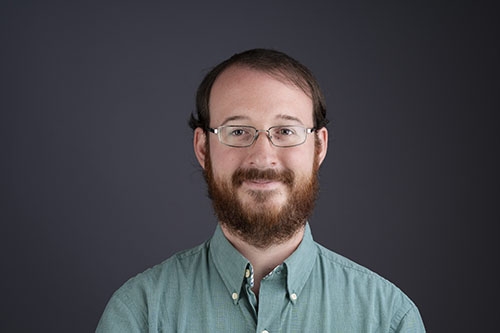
[194,127,208,169]
[316,127,328,166]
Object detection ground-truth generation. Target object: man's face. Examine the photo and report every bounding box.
[194,66,328,248]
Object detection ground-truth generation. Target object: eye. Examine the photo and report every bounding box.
[229,128,248,136]
[278,127,296,136]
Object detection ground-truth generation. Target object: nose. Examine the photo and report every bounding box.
[246,131,277,168]
[255,129,273,144]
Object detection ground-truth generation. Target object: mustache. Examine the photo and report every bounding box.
[232,168,295,187]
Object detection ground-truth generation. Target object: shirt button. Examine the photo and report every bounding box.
[290,293,297,300]
[245,269,251,278]
[232,292,238,300]
[262,330,269,333]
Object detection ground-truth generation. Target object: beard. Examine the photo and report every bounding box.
[203,144,320,249]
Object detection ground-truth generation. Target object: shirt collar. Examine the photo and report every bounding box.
[209,224,250,303]
[283,223,317,299]
[209,223,318,303]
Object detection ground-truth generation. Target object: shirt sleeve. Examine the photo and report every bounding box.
[95,290,147,333]
[393,305,426,333]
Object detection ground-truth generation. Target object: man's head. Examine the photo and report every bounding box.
[189,48,328,133]
[191,49,329,248]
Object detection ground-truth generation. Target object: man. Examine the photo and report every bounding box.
[97,49,425,332]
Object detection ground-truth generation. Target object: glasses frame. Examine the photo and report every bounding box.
[207,125,316,148]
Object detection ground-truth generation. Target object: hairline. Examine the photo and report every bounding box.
[190,49,328,133]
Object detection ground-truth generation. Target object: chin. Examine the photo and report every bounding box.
[242,198,288,217]
[240,189,287,205]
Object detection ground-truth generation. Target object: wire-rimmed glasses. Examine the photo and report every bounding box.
[208,125,315,148]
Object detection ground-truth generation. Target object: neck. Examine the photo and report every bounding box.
[219,223,305,296]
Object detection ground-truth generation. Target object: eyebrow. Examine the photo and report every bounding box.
[219,114,305,126]
[275,114,304,125]
[220,115,249,126]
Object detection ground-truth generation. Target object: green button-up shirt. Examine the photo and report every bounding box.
[97,224,425,332]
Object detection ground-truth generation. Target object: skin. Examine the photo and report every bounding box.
[194,65,328,295]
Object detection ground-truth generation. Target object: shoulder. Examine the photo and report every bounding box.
[315,242,410,295]
[313,242,424,330]
[103,242,208,310]
[120,240,210,294]
[315,242,385,280]
[96,241,211,332]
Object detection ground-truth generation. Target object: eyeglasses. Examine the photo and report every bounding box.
[208,125,315,148]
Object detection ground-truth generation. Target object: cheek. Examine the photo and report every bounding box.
[285,146,316,173]
[209,147,240,178]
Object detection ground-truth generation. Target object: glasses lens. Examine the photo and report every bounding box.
[220,126,256,147]
[269,126,306,147]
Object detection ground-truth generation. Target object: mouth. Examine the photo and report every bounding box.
[242,179,282,190]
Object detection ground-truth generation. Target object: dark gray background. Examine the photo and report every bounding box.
[1,1,498,332]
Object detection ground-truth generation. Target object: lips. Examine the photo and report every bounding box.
[247,179,274,184]
[243,179,281,190]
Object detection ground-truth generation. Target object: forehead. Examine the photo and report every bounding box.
[208,66,314,126]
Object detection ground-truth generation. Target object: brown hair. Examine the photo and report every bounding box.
[189,48,328,131]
